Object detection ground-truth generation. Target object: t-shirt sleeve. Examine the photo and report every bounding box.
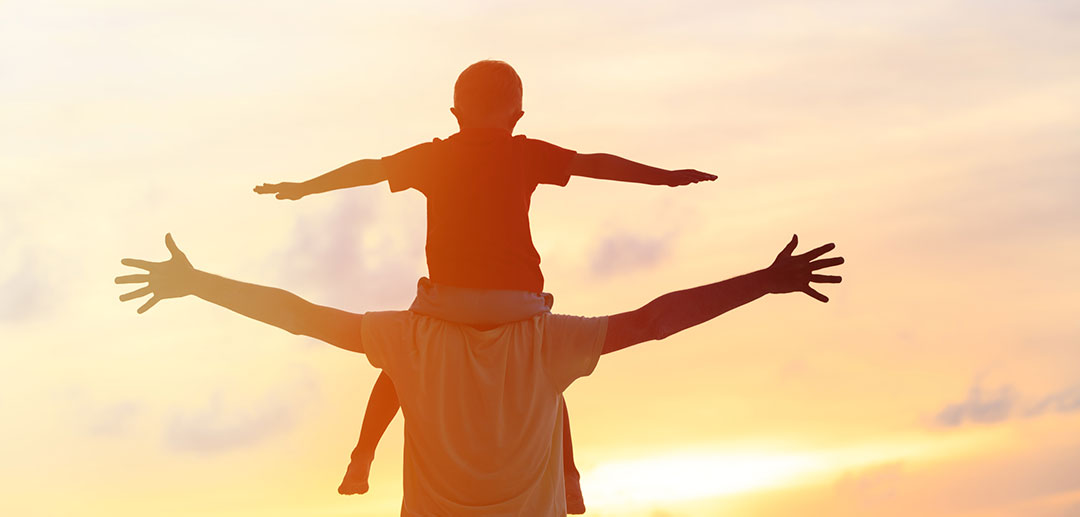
[380,140,440,193]
[540,313,609,392]
[522,138,577,187]
[359,311,414,372]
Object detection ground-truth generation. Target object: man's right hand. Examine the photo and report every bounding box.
[254,181,307,200]
[115,233,197,314]
[764,235,844,302]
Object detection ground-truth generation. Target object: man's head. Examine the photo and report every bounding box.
[451,60,524,131]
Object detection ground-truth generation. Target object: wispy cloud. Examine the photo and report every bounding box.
[590,231,675,278]
[165,376,317,454]
[935,382,1016,427]
[87,401,143,437]
[0,250,49,323]
[0,213,53,323]
[935,380,1080,428]
[1024,384,1080,419]
[274,192,425,311]
[58,385,145,438]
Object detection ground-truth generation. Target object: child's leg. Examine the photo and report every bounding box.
[338,372,400,495]
[563,400,586,514]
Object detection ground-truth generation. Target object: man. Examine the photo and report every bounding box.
[116,233,842,516]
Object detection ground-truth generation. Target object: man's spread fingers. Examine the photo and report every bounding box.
[137,295,161,314]
[810,274,842,284]
[798,243,836,261]
[803,286,829,303]
[121,258,158,271]
[779,235,799,258]
[120,285,152,302]
[115,274,149,284]
[809,256,844,270]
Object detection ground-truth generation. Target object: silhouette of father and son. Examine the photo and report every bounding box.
[117,60,843,516]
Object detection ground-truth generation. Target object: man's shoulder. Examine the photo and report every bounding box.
[363,310,414,326]
[361,310,415,339]
[538,313,609,391]
[541,313,609,334]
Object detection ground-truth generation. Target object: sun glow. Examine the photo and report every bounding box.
[581,450,824,509]
[581,431,1003,510]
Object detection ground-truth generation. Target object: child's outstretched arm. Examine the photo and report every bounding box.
[254,159,387,200]
[602,235,843,354]
[569,153,717,187]
[115,234,364,353]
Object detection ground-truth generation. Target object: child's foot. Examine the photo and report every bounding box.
[565,471,586,514]
[338,454,374,495]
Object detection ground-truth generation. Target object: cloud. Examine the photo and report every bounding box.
[274,191,425,311]
[165,376,317,454]
[86,401,143,437]
[0,250,48,322]
[590,231,675,278]
[935,380,1080,428]
[0,213,53,323]
[1024,384,1080,418]
[935,382,1017,427]
[58,385,145,438]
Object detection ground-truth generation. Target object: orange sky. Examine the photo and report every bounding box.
[2,1,1079,516]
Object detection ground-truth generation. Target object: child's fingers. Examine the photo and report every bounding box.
[677,171,716,184]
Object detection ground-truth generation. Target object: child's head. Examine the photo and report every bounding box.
[451,60,524,131]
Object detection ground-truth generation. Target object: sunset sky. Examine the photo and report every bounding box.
[2,0,1079,515]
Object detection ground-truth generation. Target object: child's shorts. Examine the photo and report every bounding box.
[408,277,554,327]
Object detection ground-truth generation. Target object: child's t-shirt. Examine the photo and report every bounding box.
[380,128,576,293]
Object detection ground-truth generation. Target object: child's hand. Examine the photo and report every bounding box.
[254,182,307,200]
[664,169,717,187]
[115,233,196,314]
[764,235,844,302]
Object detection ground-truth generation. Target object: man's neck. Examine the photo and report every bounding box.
[457,125,512,134]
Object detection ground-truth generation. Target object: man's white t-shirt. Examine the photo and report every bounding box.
[360,311,608,516]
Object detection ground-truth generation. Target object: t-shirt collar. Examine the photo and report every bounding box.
[453,127,513,140]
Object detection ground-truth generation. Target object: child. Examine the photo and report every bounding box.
[255,60,716,513]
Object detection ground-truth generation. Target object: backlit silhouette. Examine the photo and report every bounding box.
[254,60,715,513]
[117,233,841,515]
[118,60,843,516]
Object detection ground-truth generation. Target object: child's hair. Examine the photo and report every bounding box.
[454,60,523,119]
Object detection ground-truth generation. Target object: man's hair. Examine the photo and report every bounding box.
[453,60,523,119]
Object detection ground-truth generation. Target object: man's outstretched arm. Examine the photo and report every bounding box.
[602,235,843,354]
[254,159,387,200]
[115,234,364,353]
[569,153,717,187]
